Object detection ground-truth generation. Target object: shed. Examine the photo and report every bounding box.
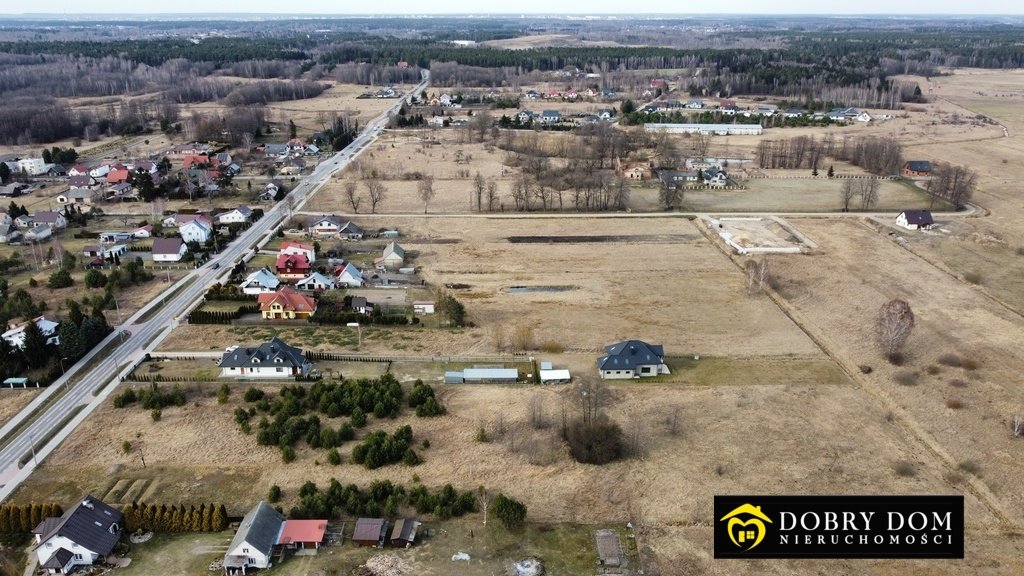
[444,371,465,384]
[539,369,571,384]
[463,368,519,383]
[277,520,327,550]
[352,518,387,547]
[389,519,421,548]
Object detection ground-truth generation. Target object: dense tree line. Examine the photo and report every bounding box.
[112,383,188,409]
[0,38,310,67]
[288,478,476,521]
[120,502,228,533]
[0,503,64,533]
[757,134,902,175]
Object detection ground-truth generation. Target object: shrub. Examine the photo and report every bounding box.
[1017,247,1024,256]
[937,353,962,367]
[893,371,918,386]
[408,380,446,416]
[893,461,916,477]
[958,460,982,476]
[539,340,564,353]
[858,365,873,374]
[925,365,941,375]
[887,352,904,366]
[945,399,965,410]
[421,438,430,449]
[268,485,281,503]
[281,446,296,463]
[327,449,341,466]
[122,441,132,454]
[217,383,230,404]
[564,417,624,465]
[963,271,982,284]
[351,425,416,469]
[113,388,138,408]
[244,387,265,402]
[949,378,967,388]
[47,269,73,289]
[475,427,488,443]
[350,407,367,428]
[151,409,162,422]
[492,494,527,529]
[961,358,980,371]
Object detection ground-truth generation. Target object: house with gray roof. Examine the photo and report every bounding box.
[597,340,670,379]
[223,501,285,574]
[338,220,365,240]
[33,495,122,574]
[218,337,312,379]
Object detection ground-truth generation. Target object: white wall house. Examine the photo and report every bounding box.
[335,262,363,287]
[2,316,60,349]
[180,219,212,243]
[218,337,312,379]
[217,206,253,225]
[896,210,934,230]
[223,502,285,574]
[597,340,670,380]
[152,238,188,262]
[280,240,316,263]
[33,496,122,575]
[239,268,280,295]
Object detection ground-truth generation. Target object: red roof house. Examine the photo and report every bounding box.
[106,167,131,184]
[275,253,312,281]
[257,287,317,320]
[277,520,328,550]
[182,155,209,169]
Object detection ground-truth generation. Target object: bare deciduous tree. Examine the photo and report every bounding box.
[840,180,857,211]
[473,172,486,211]
[745,257,771,294]
[490,326,506,352]
[511,324,535,352]
[343,181,362,213]
[485,179,499,212]
[417,175,435,213]
[875,298,915,362]
[528,393,548,429]
[860,179,880,210]
[665,406,681,436]
[365,180,387,213]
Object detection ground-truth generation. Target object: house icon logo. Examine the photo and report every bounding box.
[719,503,772,551]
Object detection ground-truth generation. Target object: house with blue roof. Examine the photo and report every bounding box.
[597,340,670,379]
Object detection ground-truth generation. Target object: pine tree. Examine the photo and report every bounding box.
[145,504,158,532]
[202,505,214,532]
[213,505,228,532]
[19,504,32,532]
[169,505,182,532]
[121,504,135,532]
[22,322,51,369]
[0,505,11,533]
[193,504,206,533]
[30,503,43,529]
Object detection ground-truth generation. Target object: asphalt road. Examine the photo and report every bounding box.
[0,73,429,501]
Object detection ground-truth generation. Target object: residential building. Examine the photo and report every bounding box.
[349,297,373,315]
[258,287,317,320]
[280,240,316,263]
[217,206,254,225]
[896,210,934,231]
[152,237,188,262]
[239,268,280,295]
[275,253,312,282]
[180,219,213,243]
[295,272,335,292]
[162,213,211,228]
[218,337,312,378]
[597,340,670,379]
[67,175,98,189]
[223,502,285,574]
[33,211,67,230]
[339,221,364,240]
[903,161,932,177]
[278,520,327,551]
[376,242,405,269]
[2,316,60,349]
[308,215,343,237]
[335,262,363,287]
[57,189,98,206]
[540,110,561,124]
[33,496,122,575]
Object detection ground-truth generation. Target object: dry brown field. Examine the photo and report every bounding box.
[0,388,41,429]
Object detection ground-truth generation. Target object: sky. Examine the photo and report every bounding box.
[2,2,1022,15]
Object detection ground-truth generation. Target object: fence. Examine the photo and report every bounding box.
[745,174,900,180]
[305,351,528,364]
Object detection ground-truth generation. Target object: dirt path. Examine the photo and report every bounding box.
[692,216,1020,531]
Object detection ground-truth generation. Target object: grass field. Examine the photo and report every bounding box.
[0,388,41,429]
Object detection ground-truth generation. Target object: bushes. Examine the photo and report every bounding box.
[892,461,916,477]
[893,371,919,386]
[268,485,281,503]
[564,417,625,465]
[945,398,965,410]
[352,425,419,469]
[492,494,527,529]
[408,380,446,417]
[112,384,186,409]
[937,353,962,367]
[244,387,265,402]
[47,268,73,289]
[289,479,474,521]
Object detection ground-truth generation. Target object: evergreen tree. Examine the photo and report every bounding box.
[145,504,158,532]
[21,321,51,369]
[30,502,43,529]
[193,504,206,532]
[827,165,835,178]
[0,162,10,184]
[202,505,214,532]
[213,505,228,531]
[19,504,32,532]
[66,300,85,328]
[0,505,11,532]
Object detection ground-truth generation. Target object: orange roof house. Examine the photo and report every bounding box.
[277,520,328,549]
[258,287,317,320]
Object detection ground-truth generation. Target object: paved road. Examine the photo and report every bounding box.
[0,73,430,502]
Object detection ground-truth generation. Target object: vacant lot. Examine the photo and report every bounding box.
[681,178,933,213]
[769,218,1024,524]
[0,388,40,429]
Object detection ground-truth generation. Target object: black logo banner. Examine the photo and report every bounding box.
[715,495,963,559]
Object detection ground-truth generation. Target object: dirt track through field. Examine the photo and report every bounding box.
[693,216,1020,531]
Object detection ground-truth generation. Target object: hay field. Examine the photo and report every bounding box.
[768,218,1024,523]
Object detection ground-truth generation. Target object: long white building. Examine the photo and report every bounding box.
[644,123,763,136]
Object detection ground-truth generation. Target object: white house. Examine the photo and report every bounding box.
[597,340,670,380]
[152,237,188,262]
[180,219,213,243]
[218,337,312,379]
[89,164,112,179]
[223,501,285,574]
[24,226,52,242]
[335,262,364,287]
[280,240,315,263]
[295,271,336,292]
[2,316,60,349]
[896,210,934,231]
[217,206,254,225]
[239,268,281,295]
[33,211,67,230]
[856,111,873,123]
[33,496,122,575]
[16,158,46,176]
[309,215,343,237]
